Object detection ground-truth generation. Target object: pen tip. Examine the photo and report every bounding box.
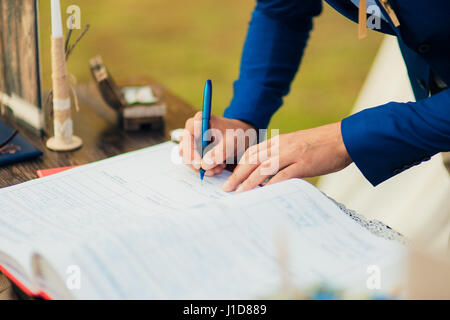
[200,170,205,181]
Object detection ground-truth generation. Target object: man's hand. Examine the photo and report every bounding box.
[222,122,353,192]
[179,112,255,177]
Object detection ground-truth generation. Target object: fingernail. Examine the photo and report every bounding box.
[235,185,244,193]
[205,170,214,177]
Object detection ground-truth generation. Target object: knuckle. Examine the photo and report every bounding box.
[181,131,192,144]
[296,141,308,153]
[248,145,257,154]
[241,148,253,163]
[195,111,202,119]
[185,118,193,130]
[239,152,249,165]
[247,148,259,163]
[261,159,272,169]
[249,154,258,165]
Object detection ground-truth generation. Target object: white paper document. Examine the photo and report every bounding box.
[0,142,405,299]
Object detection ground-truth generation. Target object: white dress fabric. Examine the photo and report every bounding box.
[318,36,450,252]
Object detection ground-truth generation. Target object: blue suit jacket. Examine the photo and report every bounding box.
[223,0,450,186]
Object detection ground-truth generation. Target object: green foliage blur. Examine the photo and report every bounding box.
[39,0,383,134]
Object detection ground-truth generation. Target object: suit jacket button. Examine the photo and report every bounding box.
[418,43,431,54]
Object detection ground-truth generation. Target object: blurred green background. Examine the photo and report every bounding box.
[39,0,383,134]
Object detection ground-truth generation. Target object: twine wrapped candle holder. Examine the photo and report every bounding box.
[46,1,82,151]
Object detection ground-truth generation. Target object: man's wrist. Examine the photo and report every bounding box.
[337,121,353,168]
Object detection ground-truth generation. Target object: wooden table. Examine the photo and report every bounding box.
[0,77,195,188]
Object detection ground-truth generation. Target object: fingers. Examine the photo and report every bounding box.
[235,157,280,193]
[222,141,277,192]
[221,145,259,192]
[182,112,260,178]
[215,163,226,175]
[201,141,226,171]
[204,164,226,177]
[179,129,201,170]
[185,112,203,139]
[198,115,230,171]
[179,112,205,170]
[265,162,303,186]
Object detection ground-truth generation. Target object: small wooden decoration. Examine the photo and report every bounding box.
[89,55,166,131]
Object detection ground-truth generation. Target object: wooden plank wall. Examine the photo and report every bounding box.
[0,0,42,108]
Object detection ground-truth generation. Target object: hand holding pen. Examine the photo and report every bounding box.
[178,80,255,181]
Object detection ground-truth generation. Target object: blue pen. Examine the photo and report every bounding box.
[199,79,212,181]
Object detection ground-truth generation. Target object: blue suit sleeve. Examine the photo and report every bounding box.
[223,0,322,129]
[341,88,450,186]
